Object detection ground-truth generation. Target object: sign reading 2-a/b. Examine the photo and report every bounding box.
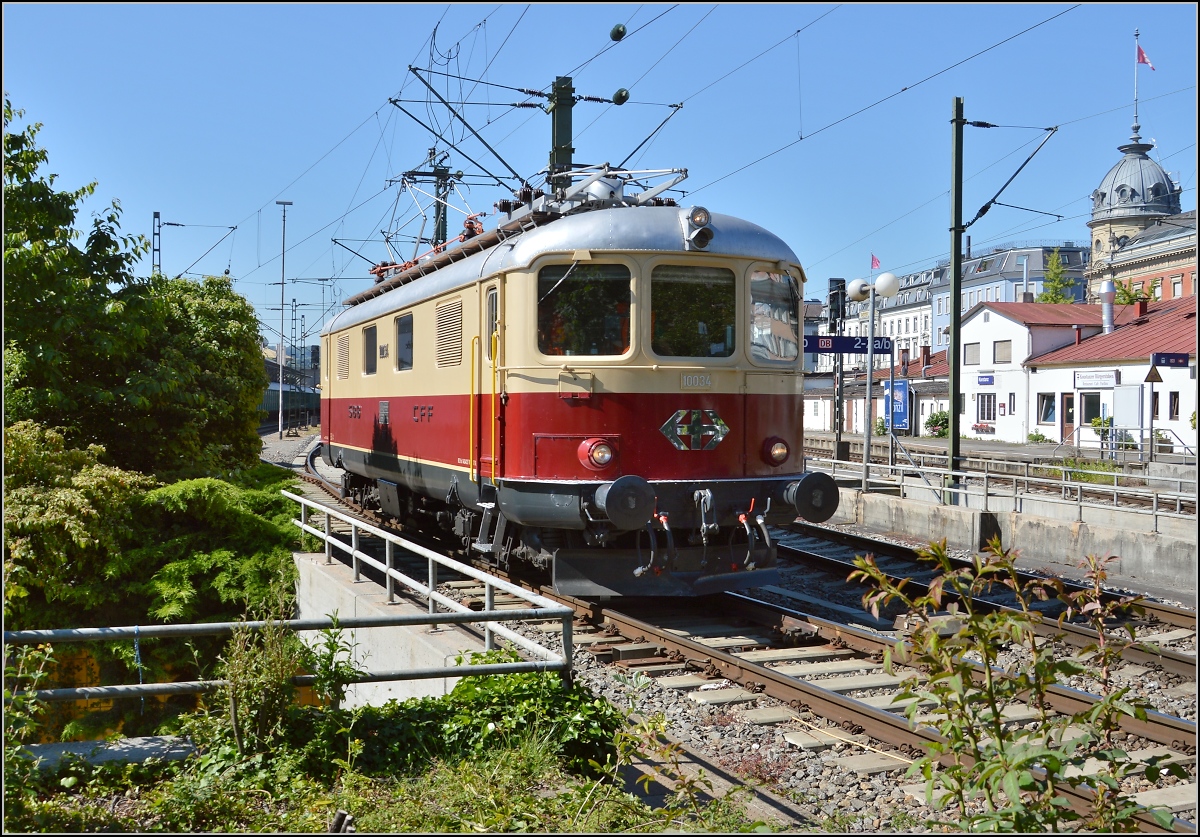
[802,335,893,354]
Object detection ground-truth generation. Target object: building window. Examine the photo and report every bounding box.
[978,393,997,422]
[395,314,413,371]
[1152,391,1159,420]
[1008,392,1016,413]
[1154,282,1163,300]
[993,340,1012,364]
[964,342,980,365]
[363,325,377,375]
[1081,391,1101,424]
[986,287,993,302]
[1037,393,1055,424]
[1173,278,1183,297]
[1169,391,1180,420]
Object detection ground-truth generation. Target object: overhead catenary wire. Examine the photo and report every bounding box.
[689,4,1082,197]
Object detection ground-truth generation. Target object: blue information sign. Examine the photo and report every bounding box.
[884,380,910,430]
[803,335,893,354]
[1150,352,1189,368]
[977,375,994,386]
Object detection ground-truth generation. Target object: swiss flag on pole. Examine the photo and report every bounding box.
[1137,44,1155,70]
[870,254,881,270]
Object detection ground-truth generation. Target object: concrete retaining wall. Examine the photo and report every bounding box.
[293,552,484,709]
[833,489,1197,593]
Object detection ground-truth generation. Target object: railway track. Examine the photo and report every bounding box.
[293,455,1198,831]
[774,522,1198,680]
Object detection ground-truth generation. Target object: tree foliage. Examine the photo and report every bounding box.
[1035,248,1075,303]
[1114,277,1158,305]
[4,97,265,479]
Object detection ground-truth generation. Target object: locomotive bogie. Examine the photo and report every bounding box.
[321,204,838,596]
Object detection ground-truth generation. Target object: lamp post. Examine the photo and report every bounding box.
[276,201,293,441]
[848,272,899,492]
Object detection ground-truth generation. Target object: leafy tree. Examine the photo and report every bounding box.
[3,98,150,427]
[1035,248,1075,303]
[4,98,265,478]
[94,275,267,479]
[1113,277,1159,305]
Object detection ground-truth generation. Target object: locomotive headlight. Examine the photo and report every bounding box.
[578,438,616,470]
[688,206,711,228]
[762,437,790,466]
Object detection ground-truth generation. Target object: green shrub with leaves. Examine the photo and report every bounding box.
[925,409,950,438]
[849,538,1184,832]
[4,424,304,738]
[1027,430,1051,443]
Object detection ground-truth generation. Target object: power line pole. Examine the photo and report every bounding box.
[948,98,965,495]
[276,201,292,441]
[152,212,162,275]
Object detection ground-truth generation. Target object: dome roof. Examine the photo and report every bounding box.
[1090,123,1182,224]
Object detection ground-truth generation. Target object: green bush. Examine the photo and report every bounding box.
[924,409,949,438]
[1027,430,1051,443]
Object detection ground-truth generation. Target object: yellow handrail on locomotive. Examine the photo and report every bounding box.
[490,330,499,486]
[469,335,480,483]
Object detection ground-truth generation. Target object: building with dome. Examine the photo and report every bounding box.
[1084,121,1194,301]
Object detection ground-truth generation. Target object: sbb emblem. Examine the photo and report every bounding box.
[660,409,729,451]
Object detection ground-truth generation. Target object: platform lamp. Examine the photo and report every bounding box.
[847,271,900,492]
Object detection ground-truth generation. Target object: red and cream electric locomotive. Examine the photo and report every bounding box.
[320,164,838,596]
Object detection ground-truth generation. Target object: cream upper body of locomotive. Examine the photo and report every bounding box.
[321,202,804,339]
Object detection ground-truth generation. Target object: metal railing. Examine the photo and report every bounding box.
[4,494,575,704]
[814,455,1195,533]
[1052,424,1197,463]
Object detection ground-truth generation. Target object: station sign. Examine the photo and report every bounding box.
[1074,370,1119,388]
[1150,352,1189,368]
[977,375,994,386]
[803,335,893,354]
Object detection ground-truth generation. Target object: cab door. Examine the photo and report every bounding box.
[474,285,502,485]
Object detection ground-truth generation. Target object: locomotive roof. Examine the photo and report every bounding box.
[322,204,801,336]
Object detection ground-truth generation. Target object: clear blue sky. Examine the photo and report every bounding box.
[5,3,1196,349]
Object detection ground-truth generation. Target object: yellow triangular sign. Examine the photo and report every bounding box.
[1144,366,1162,383]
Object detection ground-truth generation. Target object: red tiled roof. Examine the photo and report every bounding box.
[847,349,948,382]
[978,302,1143,327]
[1028,296,1196,365]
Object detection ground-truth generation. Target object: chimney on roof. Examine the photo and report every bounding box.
[1100,279,1116,334]
[919,345,930,369]
[1135,299,1148,317]
[1074,324,1082,345]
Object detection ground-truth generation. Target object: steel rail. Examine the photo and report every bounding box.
[548,592,1194,833]
[787,521,1197,630]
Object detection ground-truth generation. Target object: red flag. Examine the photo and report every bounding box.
[1137,44,1155,70]
[870,253,881,270]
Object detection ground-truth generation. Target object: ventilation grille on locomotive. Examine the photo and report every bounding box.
[337,334,350,379]
[436,300,463,367]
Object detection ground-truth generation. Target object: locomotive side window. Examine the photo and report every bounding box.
[485,288,499,361]
[537,263,630,356]
[650,265,736,358]
[749,270,800,364]
[395,314,413,371]
[363,325,378,375]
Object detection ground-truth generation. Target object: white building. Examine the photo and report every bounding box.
[956,297,1196,448]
